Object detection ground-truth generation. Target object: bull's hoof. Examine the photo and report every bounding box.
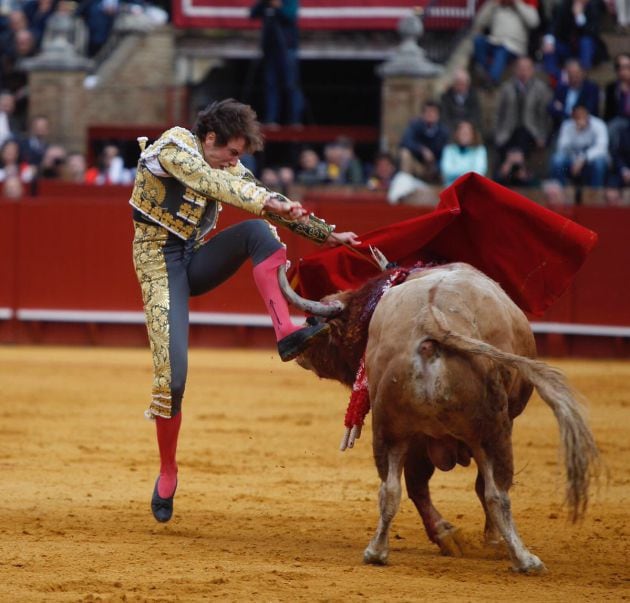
[363,547,389,565]
[436,526,467,558]
[511,554,548,575]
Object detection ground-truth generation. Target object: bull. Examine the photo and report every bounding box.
[279,261,599,573]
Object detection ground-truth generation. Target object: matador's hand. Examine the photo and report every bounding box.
[263,194,309,224]
[324,231,362,248]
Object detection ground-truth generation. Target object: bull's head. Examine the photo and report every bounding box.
[278,265,356,384]
[278,263,388,387]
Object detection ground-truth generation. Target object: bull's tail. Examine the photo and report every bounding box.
[428,306,600,522]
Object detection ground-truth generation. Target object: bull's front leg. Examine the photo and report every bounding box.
[364,440,407,565]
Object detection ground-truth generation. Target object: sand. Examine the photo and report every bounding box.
[1,346,628,602]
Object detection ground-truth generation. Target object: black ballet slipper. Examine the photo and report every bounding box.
[151,477,177,523]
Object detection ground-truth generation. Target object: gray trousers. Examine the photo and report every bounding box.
[133,218,282,418]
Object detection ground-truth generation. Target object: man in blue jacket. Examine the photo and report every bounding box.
[548,59,600,132]
[398,101,449,183]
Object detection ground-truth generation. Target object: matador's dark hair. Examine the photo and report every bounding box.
[194,99,264,153]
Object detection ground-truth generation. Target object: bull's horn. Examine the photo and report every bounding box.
[277,265,345,317]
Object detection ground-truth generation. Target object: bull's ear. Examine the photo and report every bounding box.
[277,265,345,317]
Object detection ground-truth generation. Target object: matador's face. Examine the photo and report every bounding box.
[201,133,246,170]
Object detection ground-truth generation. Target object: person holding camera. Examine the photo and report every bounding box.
[494,147,538,186]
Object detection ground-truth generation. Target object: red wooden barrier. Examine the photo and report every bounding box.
[1,185,629,355]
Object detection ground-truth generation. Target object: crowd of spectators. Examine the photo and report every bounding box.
[1,0,628,205]
[0,0,168,198]
[381,0,629,206]
[0,100,135,198]
[254,0,629,206]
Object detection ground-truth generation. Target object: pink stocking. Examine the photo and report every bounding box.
[155,413,181,498]
[252,247,301,341]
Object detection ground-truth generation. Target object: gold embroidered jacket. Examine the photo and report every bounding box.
[129,127,334,243]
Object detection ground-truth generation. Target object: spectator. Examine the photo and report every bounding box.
[0,10,35,115]
[42,0,88,56]
[76,0,120,57]
[250,0,303,125]
[548,59,600,132]
[336,136,363,185]
[0,9,29,57]
[494,57,553,160]
[439,68,483,132]
[399,101,449,183]
[439,120,488,185]
[549,104,609,187]
[239,152,258,176]
[2,173,24,198]
[23,0,58,50]
[0,137,36,183]
[471,0,540,86]
[541,0,608,81]
[85,143,133,184]
[259,166,280,190]
[0,90,21,146]
[603,52,630,156]
[605,120,630,201]
[495,146,539,186]
[63,151,87,182]
[278,165,294,192]
[322,138,363,185]
[20,114,50,166]
[39,143,67,178]
[296,147,327,186]
[609,0,629,31]
[366,152,397,191]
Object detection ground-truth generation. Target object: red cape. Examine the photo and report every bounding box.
[291,173,598,316]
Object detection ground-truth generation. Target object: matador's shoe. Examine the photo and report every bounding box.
[151,477,177,523]
[278,322,330,362]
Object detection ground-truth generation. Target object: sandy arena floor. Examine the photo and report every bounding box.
[0,346,628,602]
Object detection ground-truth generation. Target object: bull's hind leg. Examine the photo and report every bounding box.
[363,438,407,565]
[475,471,504,545]
[474,433,546,574]
[405,439,466,557]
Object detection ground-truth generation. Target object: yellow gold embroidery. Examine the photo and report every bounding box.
[265,212,334,244]
[177,201,205,225]
[132,221,173,418]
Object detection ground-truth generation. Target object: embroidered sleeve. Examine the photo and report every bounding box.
[263,193,335,244]
[226,162,335,244]
[156,139,268,216]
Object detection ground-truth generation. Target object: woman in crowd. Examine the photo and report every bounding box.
[439,121,488,186]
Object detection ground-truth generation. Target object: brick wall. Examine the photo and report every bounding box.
[27,26,177,155]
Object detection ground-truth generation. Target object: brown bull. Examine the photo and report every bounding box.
[281,262,599,573]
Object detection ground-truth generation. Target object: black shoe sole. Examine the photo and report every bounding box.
[278,323,329,362]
